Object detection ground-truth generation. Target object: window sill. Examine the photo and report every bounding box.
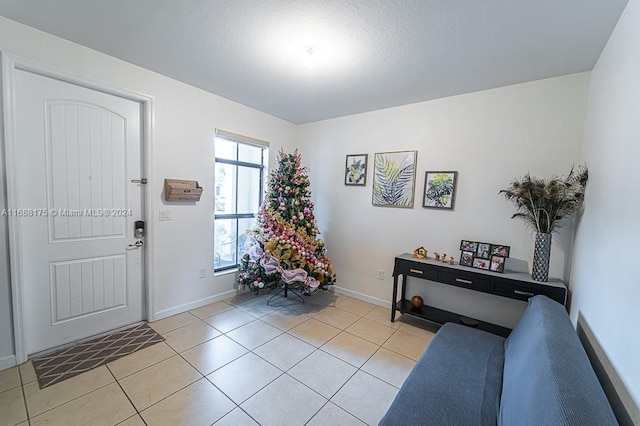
[214,267,238,277]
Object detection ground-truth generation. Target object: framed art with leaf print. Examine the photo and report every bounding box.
[345,154,368,186]
[372,150,417,208]
[423,171,458,209]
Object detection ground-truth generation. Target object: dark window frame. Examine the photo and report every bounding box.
[214,138,266,272]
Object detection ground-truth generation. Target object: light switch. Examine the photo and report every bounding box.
[159,209,172,221]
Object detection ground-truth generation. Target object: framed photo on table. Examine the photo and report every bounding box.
[491,245,510,257]
[476,243,491,259]
[460,251,474,267]
[472,258,490,270]
[460,240,478,252]
[459,239,510,273]
[490,255,506,273]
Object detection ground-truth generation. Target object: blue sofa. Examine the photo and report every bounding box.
[379,295,617,425]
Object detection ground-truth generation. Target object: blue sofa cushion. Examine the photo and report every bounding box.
[499,295,617,425]
[380,323,505,426]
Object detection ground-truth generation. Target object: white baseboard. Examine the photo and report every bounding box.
[152,286,391,322]
[330,285,391,309]
[0,354,16,371]
[152,289,238,321]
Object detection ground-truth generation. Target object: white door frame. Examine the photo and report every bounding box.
[1,52,156,364]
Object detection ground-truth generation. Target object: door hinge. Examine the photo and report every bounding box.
[131,178,148,184]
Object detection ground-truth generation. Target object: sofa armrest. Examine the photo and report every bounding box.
[380,323,505,426]
[500,295,617,425]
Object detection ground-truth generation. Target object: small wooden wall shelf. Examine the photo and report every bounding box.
[164,179,203,201]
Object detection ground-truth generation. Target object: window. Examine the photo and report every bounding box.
[214,130,268,272]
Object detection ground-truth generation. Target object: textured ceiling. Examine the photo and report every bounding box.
[0,0,629,124]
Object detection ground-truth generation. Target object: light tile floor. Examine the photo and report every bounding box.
[0,290,438,426]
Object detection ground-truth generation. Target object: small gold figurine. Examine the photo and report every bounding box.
[434,252,440,261]
[449,256,455,265]
[441,253,448,263]
[413,247,428,259]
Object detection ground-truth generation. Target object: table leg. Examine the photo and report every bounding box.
[391,274,398,322]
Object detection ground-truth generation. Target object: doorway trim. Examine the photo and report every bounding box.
[1,52,156,364]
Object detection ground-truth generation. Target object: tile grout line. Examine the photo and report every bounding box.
[169,331,272,425]
[104,341,176,381]
[291,299,381,421]
[24,374,116,422]
[202,296,373,424]
[214,296,422,425]
[17,366,32,425]
[122,354,204,422]
[161,317,225,354]
[106,325,212,423]
[148,311,200,335]
[213,297,404,424]
[108,365,148,426]
[282,313,386,425]
[194,299,307,424]
[192,299,415,424]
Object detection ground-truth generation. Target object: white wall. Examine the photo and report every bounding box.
[298,73,590,316]
[0,134,14,363]
[0,16,297,361]
[571,0,640,412]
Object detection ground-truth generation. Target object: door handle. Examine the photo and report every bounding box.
[127,240,144,250]
[455,278,473,285]
[514,290,535,297]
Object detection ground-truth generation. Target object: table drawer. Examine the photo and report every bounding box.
[493,281,538,301]
[441,271,490,292]
[492,280,565,305]
[401,262,439,281]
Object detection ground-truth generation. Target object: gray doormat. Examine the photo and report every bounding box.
[32,322,164,389]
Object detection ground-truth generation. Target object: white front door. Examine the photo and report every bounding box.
[11,68,145,355]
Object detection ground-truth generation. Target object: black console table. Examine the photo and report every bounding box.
[391,253,567,337]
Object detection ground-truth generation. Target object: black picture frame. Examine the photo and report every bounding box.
[460,240,478,252]
[490,244,511,257]
[460,238,510,273]
[472,257,490,270]
[423,171,458,209]
[490,255,506,273]
[345,154,368,186]
[476,243,491,259]
[460,251,474,266]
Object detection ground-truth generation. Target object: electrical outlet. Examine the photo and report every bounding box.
[199,267,207,279]
[159,209,172,221]
[377,269,385,280]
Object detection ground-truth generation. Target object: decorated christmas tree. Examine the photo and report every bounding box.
[238,149,336,294]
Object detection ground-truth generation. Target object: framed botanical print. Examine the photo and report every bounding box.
[372,150,417,208]
[345,154,368,186]
[423,171,458,209]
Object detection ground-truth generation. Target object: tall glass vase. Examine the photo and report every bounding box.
[532,232,552,282]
